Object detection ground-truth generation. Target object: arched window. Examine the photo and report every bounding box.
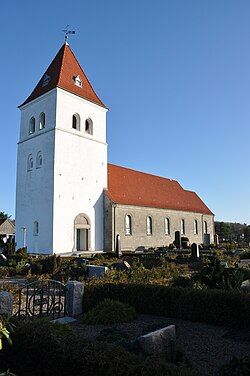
[27,154,33,171]
[72,113,80,130]
[204,221,208,234]
[125,215,132,235]
[36,151,42,168]
[39,112,45,130]
[146,216,152,235]
[194,220,198,235]
[33,221,39,236]
[165,218,170,235]
[29,117,35,134]
[181,219,185,235]
[85,118,93,135]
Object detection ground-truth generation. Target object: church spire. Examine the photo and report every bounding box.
[20,44,106,108]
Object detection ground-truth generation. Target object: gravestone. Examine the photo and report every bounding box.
[0,254,7,266]
[241,279,250,292]
[0,291,13,315]
[174,231,181,249]
[116,234,122,257]
[111,261,131,271]
[136,325,176,359]
[76,258,88,266]
[191,243,199,260]
[87,265,108,278]
[66,281,84,317]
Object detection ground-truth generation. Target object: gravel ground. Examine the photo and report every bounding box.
[70,315,250,376]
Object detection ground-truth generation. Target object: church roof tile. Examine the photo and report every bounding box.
[19,43,106,108]
[107,164,213,215]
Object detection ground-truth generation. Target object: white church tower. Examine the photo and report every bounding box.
[15,42,108,254]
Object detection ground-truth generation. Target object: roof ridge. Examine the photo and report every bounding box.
[57,44,67,85]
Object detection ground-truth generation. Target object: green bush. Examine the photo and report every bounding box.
[219,356,250,376]
[193,257,246,290]
[84,298,137,325]
[96,327,129,346]
[0,319,197,376]
[84,284,250,328]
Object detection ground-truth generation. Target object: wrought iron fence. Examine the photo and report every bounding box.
[15,280,67,320]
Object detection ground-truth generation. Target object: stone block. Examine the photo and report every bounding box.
[87,265,108,278]
[52,316,76,324]
[137,325,176,356]
[111,261,131,271]
[66,281,84,317]
[0,291,13,315]
[191,243,199,259]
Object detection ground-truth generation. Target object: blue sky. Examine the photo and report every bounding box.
[1,0,250,224]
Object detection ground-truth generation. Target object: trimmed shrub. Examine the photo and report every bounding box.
[219,356,250,376]
[83,298,137,325]
[0,319,197,376]
[84,284,250,328]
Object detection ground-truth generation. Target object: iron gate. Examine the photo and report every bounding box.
[15,280,67,320]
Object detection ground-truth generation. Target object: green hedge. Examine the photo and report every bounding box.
[0,319,196,376]
[84,284,250,328]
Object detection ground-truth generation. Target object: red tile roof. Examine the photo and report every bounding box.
[107,164,213,215]
[20,43,106,108]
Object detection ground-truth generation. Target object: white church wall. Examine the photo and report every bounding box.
[16,91,57,253]
[19,90,57,141]
[52,89,108,254]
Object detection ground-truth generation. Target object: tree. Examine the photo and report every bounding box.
[0,212,9,221]
[244,226,250,242]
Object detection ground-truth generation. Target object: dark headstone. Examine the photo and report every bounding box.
[191,243,199,260]
[115,234,122,258]
[174,231,181,249]
[76,258,87,266]
[111,261,131,271]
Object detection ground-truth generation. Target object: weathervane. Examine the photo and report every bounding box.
[62,25,76,43]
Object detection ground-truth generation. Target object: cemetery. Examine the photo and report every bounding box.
[0,244,249,375]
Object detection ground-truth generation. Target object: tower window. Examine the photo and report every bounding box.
[73,75,83,87]
[204,221,208,234]
[85,118,93,135]
[181,219,185,235]
[27,154,33,171]
[33,221,39,236]
[72,113,80,130]
[165,217,170,235]
[39,112,45,130]
[194,220,198,235]
[36,151,43,168]
[29,117,35,134]
[146,216,152,235]
[125,214,132,235]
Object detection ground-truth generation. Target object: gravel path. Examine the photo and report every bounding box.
[70,315,250,376]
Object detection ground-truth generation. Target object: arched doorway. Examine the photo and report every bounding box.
[74,214,91,251]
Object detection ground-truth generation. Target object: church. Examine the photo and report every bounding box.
[15,42,214,254]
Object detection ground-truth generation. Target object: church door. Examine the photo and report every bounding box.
[76,228,88,251]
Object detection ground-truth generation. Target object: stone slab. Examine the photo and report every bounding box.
[52,316,76,324]
[87,265,108,278]
[137,324,176,356]
[0,291,13,315]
